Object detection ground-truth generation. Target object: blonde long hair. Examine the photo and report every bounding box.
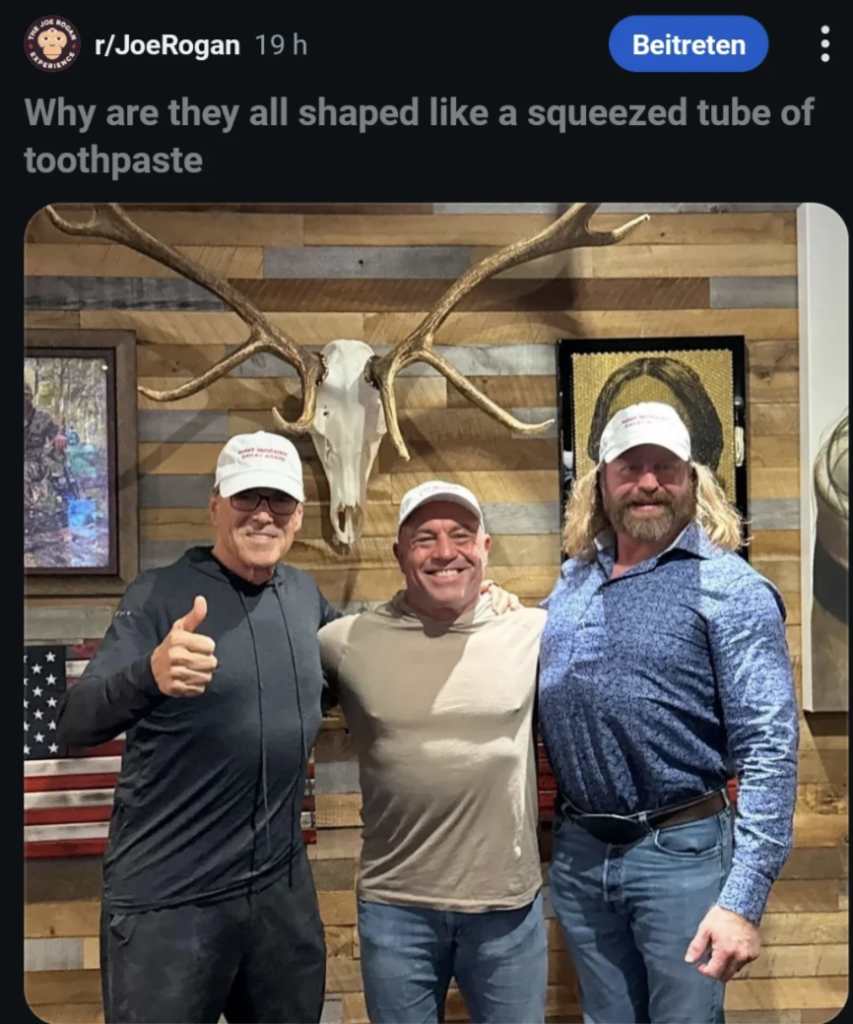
[562,462,745,559]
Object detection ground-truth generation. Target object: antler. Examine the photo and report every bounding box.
[368,203,649,458]
[43,203,325,433]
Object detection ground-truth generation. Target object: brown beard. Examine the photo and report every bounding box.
[603,482,696,543]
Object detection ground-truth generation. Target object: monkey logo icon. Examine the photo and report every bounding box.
[24,16,81,71]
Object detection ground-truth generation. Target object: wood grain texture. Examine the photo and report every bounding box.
[324,926,354,959]
[435,203,800,214]
[747,339,800,371]
[378,438,560,474]
[752,559,802,593]
[749,531,801,558]
[303,213,793,247]
[25,245,264,278]
[26,209,305,245]
[307,829,363,862]
[137,376,445,411]
[24,858,104,904]
[711,278,799,309]
[468,248,792,282]
[264,246,472,279]
[761,910,847,947]
[445,376,557,408]
[68,308,798,346]
[25,310,81,328]
[724,978,848,1011]
[779,848,848,881]
[137,344,228,377]
[792,814,848,848]
[749,500,800,531]
[318,891,357,925]
[389,471,560,503]
[24,605,117,642]
[177,278,702,311]
[750,438,800,468]
[138,410,232,443]
[751,469,800,499]
[24,938,84,972]
[25,902,100,939]
[365,308,798,343]
[750,404,800,436]
[22,1003,103,1024]
[32,275,792,314]
[82,937,99,971]
[82,309,366,345]
[25,969,102,1004]
[766,881,845,914]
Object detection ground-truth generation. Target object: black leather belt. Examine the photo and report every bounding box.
[560,789,729,846]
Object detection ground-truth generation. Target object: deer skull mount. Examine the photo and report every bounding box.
[44,202,649,548]
[307,339,387,545]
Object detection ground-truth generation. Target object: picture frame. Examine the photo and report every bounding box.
[555,335,749,559]
[24,329,139,596]
[797,203,849,712]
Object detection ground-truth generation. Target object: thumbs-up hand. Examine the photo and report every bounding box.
[150,596,218,698]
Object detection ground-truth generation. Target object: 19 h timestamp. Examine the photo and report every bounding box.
[256,33,307,55]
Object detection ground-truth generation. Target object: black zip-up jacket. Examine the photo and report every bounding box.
[56,547,340,912]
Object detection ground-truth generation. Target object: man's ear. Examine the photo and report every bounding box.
[209,492,219,525]
[292,503,305,534]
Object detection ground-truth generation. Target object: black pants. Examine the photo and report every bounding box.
[100,852,326,1023]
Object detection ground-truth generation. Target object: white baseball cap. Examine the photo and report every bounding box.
[599,402,692,464]
[397,480,483,535]
[215,431,306,502]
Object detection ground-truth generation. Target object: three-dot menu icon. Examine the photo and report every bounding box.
[821,25,830,62]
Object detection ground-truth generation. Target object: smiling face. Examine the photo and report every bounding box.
[38,28,67,58]
[601,443,694,543]
[210,487,303,583]
[394,500,491,620]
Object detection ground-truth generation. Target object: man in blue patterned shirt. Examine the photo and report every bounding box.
[538,402,798,1024]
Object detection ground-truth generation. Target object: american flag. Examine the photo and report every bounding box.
[24,641,316,858]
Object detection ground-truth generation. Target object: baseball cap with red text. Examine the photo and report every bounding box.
[215,431,305,502]
[599,402,692,464]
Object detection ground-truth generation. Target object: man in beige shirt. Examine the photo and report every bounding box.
[320,481,547,1024]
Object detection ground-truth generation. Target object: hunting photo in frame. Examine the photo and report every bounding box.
[556,336,749,557]
[24,330,139,596]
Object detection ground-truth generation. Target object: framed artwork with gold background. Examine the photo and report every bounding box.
[556,336,749,559]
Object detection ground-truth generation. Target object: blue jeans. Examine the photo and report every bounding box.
[357,894,548,1023]
[549,806,735,1024]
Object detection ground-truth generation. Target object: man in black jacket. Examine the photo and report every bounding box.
[57,431,337,1024]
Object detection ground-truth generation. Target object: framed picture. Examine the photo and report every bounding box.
[797,203,849,712]
[24,329,139,596]
[556,336,749,557]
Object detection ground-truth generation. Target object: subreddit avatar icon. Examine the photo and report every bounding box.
[25,16,81,71]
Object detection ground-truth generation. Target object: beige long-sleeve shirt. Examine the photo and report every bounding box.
[318,592,546,912]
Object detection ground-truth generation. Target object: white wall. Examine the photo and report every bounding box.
[797,203,849,710]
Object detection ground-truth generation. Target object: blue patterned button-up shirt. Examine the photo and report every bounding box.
[538,521,799,923]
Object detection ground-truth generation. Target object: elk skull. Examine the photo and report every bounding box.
[310,340,386,545]
[43,202,649,548]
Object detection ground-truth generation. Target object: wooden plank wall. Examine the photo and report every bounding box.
[23,202,847,1024]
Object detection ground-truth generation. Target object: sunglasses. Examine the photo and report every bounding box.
[229,491,299,516]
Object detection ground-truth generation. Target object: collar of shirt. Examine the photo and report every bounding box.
[590,519,717,580]
[389,590,494,631]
